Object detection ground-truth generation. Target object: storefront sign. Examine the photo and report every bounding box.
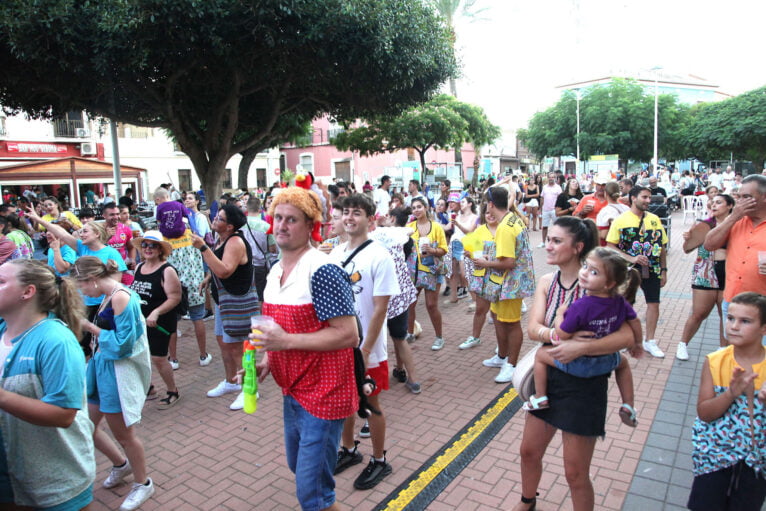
[6,142,68,154]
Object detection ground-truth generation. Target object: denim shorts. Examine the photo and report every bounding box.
[450,239,464,261]
[283,395,344,511]
[187,303,206,321]
[555,352,621,378]
[213,304,246,343]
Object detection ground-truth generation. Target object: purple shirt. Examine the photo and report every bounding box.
[156,201,189,239]
[560,295,636,338]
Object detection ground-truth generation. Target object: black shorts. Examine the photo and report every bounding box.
[688,461,766,511]
[387,309,409,340]
[640,275,661,303]
[146,314,178,357]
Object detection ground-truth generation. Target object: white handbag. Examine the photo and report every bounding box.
[512,343,541,402]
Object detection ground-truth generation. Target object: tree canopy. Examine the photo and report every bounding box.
[332,94,500,180]
[0,0,456,199]
[518,79,690,167]
[684,86,766,168]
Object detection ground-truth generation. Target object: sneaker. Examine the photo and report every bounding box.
[495,362,515,383]
[181,314,191,320]
[199,353,212,366]
[359,420,371,438]
[488,315,494,324]
[431,337,445,351]
[392,367,407,383]
[168,358,179,371]
[229,392,245,410]
[675,342,689,361]
[459,336,481,350]
[119,478,155,511]
[203,309,215,321]
[441,286,451,297]
[483,354,505,368]
[353,455,392,490]
[413,320,422,337]
[334,441,363,475]
[537,242,545,248]
[405,381,422,394]
[404,333,416,344]
[157,391,180,410]
[521,301,528,313]
[207,380,241,398]
[643,339,665,358]
[457,287,469,299]
[103,460,132,488]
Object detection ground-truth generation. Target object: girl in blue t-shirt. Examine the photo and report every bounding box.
[0,259,95,510]
[524,247,643,427]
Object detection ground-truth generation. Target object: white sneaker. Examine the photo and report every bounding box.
[643,339,665,358]
[495,362,515,383]
[675,342,689,361]
[199,353,212,366]
[207,380,242,398]
[459,336,481,350]
[119,478,155,511]
[483,354,505,368]
[431,337,445,351]
[229,392,245,410]
[103,460,132,488]
[168,358,179,370]
[405,333,416,344]
[537,242,545,248]
[521,301,528,313]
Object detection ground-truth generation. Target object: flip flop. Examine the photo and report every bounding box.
[522,394,549,411]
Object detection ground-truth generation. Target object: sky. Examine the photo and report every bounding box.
[451,0,766,145]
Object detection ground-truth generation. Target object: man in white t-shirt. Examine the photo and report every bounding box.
[721,165,736,193]
[331,193,399,491]
[404,180,424,207]
[372,175,392,217]
[538,172,562,248]
[708,167,724,189]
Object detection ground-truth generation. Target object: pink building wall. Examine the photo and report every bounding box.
[281,117,476,186]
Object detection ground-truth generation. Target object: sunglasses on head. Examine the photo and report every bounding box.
[141,242,160,249]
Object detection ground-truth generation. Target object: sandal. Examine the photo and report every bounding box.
[520,492,539,510]
[619,403,638,427]
[522,395,549,411]
[157,391,180,410]
[145,384,157,401]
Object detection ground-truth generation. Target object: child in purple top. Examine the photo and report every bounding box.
[155,192,189,239]
[525,247,643,427]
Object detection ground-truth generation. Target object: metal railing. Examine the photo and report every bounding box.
[52,118,84,138]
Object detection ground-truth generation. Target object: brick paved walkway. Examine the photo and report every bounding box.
[90,211,708,510]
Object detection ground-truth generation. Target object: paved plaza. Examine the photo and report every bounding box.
[90,211,730,510]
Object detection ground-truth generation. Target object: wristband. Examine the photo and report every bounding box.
[199,244,209,253]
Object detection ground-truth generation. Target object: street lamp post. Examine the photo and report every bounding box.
[651,66,662,175]
[576,89,581,177]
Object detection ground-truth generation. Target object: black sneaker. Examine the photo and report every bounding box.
[457,287,469,299]
[359,421,371,438]
[334,441,363,475]
[392,367,407,383]
[353,454,392,490]
[203,309,215,321]
[441,286,451,297]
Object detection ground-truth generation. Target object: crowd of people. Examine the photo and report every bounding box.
[0,165,765,511]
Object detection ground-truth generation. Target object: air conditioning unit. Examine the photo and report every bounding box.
[75,128,89,138]
[80,142,96,156]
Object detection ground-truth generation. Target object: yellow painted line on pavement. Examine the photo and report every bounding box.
[382,386,519,511]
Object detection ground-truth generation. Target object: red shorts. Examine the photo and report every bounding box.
[366,360,389,397]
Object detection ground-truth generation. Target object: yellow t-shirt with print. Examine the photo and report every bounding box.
[407,220,448,273]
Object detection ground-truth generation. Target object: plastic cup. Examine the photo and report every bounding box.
[250,315,276,350]
[450,212,457,221]
[419,237,431,254]
[473,250,484,260]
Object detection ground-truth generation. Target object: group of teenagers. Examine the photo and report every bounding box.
[0,170,765,511]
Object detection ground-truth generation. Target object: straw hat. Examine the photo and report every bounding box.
[131,230,173,258]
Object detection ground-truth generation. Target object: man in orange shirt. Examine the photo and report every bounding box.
[573,174,609,220]
[704,174,766,343]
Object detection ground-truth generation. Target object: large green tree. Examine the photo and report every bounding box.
[519,79,690,168]
[332,94,500,181]
[0,0,456,199]
[684,86,766,169]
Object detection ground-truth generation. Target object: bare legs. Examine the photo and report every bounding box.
[680,289,725,347]
[341,395,385,459]
[217,337,243,384]
[471,296,491,339]
[150,355,178,394]
[392,338,418,383]
[192,318,208,358]
[408,287,443,338]
[645,302,660,340]
[494,318,523,365]
[89,404,149,485]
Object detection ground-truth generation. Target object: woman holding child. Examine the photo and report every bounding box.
[514,216,636,511]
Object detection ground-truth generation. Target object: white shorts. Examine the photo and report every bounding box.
[526,198,539,208]
[542,209,557,227]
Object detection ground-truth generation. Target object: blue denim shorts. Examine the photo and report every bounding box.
[555,352,621,378]
[187,303,206,321]
[213,304,246,343]
[283,395,344,511]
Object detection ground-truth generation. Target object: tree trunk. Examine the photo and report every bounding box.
[417,148,427,187]
[191,150,231,209]
[237,146,259,190]
[471,153,480,189]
